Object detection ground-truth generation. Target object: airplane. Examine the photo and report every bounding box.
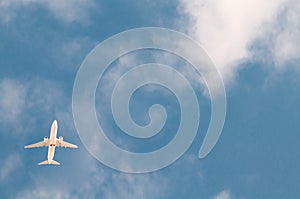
[24,120,78,165]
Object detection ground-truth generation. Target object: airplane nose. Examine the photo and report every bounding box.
[52,120,58,129]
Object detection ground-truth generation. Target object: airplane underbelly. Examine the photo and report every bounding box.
[48,146,56,161]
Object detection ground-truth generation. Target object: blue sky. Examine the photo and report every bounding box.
[0,0,300,198]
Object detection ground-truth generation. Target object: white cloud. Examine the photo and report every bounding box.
[214,190,231,199]
[62,37,95,60]
[42,0,94,23]
[16,187,74,199]
[0,77,69,132]
[0,79,26,123]
[178,0,300,85]
[0,154,21,181]
[270,0,300,69]
[0,0,94,23]
[103,173,167,199]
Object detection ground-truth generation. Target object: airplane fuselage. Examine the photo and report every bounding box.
[47,120,58,163]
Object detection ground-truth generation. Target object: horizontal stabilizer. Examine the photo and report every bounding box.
[38,160,60,165]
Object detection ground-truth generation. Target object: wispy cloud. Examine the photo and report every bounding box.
[0,77,69,132]
[0,0,94,23]
[16,187,74,199]
[103,173,167,199]
[214,190,232,199]
[0,79,26,124]
[0,153,21,181]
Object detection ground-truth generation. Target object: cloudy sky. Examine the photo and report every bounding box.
[0,0,300,198]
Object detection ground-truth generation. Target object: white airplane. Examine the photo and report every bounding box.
[24,120,78,165]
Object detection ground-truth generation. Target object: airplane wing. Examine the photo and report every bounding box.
[56,140,78,148]
[24,141,49,148]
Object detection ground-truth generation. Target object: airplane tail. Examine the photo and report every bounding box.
[38,160,60,165]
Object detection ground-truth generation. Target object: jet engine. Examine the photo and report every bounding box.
[44,136,48,143]
[58,136,63,143]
